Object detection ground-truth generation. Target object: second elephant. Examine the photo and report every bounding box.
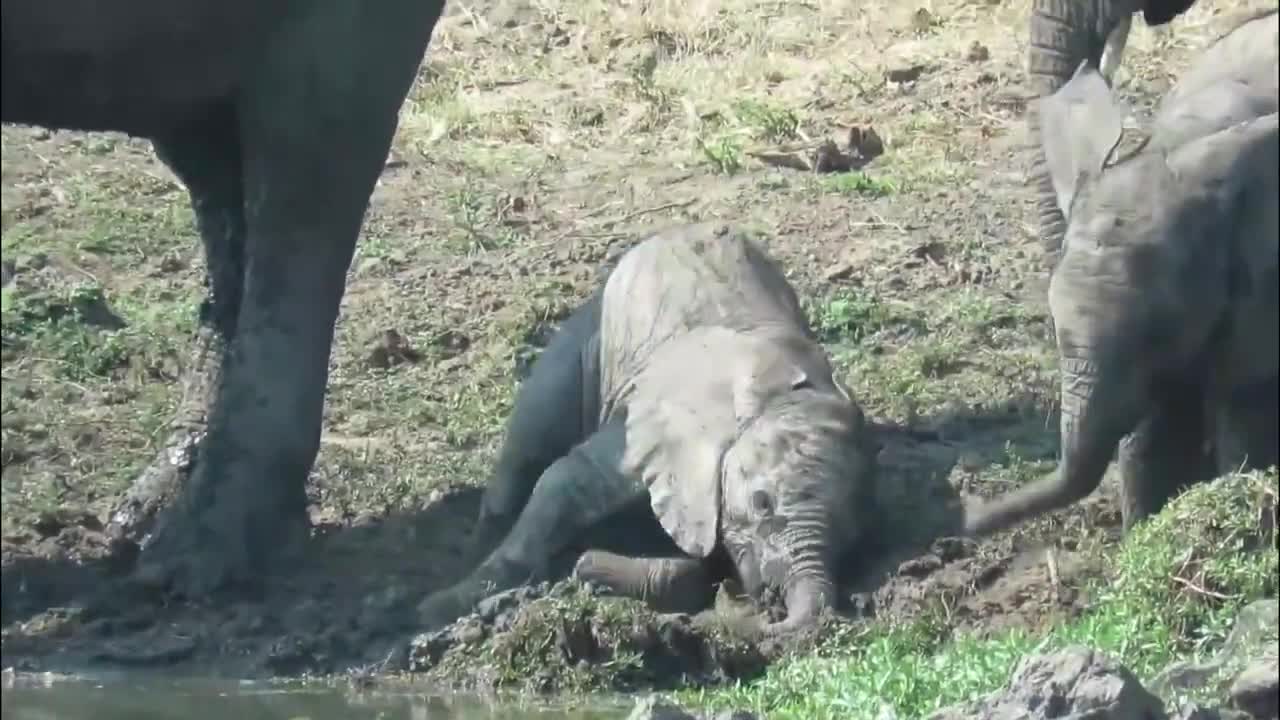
[417,223,879,634]
[1027,0,1204,262]
[963,12,1279,538]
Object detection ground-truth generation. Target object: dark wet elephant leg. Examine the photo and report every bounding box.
[1117,379,1214,532]
[107,104,246,550]
[417,419,644,629]
[133,2,446,598]
[573,551,715,614]
[468,290,604,565]
[1215,376,1279,474]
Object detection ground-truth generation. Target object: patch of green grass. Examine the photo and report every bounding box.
[818,171,900,197]
[809,291,925,344]
[699,133,746,175]
[421,583,769,695]
[684,470,1279,719]
[696,97,803,175]
[730,99,801,143]
[443,184,529,254]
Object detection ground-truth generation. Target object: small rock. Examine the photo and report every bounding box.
[627,695,698,720]
[927,646,1167,720]
[846,125,886,163]
[886,64,927,84]
[910,8,934,33]
[823,261,854,282]
[1229,657,1278,720]
[967,41,990,62]
[897,553,942,578]
[1153,599,1279,701]
[365,328,422,369]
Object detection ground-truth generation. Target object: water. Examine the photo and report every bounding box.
[1,672,631,720]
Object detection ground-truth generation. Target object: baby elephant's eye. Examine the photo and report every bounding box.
[751,490,775,515]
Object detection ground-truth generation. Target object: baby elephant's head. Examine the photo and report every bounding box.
[718,387,878,635]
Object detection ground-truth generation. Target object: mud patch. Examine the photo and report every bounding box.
[408,581,788,694]
[1,488,485,678]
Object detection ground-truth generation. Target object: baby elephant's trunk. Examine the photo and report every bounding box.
[763,572,835,636]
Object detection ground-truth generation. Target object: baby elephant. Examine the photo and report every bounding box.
[418,223,879,635]
[964,11,1278,538]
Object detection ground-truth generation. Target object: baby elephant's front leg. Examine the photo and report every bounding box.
[418,421,640,630]
[574,551,715,614]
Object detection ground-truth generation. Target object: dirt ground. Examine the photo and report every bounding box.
[1,0,1272,687]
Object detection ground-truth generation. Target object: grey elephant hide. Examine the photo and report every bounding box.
[421,223,877,634]
[962,20,1279,538]
[3,0,449,598]
[1025,0,1203,263]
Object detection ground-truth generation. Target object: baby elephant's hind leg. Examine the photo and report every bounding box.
[470,290,604,562]
[574,551,715,614]
[418,419,642,630]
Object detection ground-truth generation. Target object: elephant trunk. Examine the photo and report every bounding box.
[1055,359,1120,498]
[1027,0,1126,263]
[963,356,1140,537]
[762,571,834,636]
[760,519,836,636]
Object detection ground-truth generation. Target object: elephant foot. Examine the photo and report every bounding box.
[462,513,514,570]
[127,463,310,602]
[419,554,539,631]
[416,587,480,633]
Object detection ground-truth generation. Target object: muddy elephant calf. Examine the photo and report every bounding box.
[964,11,1279,538]
[417,223,880,635]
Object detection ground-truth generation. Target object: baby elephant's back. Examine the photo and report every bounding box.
[600,223,811,360]
[1163,10,1277,111]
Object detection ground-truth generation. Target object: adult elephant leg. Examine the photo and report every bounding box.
[1117,379,1214,533]
[417,420,644,630]
[573,551,714,614]
[108,104,246,549]
[1027,0,1128,264]
[469,291,603,566]
[133,0,447,598]
[1214,377,1279,475]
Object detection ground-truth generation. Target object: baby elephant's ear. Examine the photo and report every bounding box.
[1040,60,1127,217]
[622,330,741,559]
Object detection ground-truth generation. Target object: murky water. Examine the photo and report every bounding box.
[1,672,630,720]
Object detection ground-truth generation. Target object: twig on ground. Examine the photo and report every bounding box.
[1170,575,1234,601]
[1045,548,1060,602]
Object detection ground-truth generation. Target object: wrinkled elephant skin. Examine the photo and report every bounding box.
[1026,0,1202,265]
[2,0,450,598]
[420,223,880,636]
[964,12,1280,539]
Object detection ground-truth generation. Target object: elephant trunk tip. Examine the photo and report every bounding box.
[762,572,835,637]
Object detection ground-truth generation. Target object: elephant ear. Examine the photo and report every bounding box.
[1039,60,1127,218]
[729,335,827,419]
[621,328,744,558]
